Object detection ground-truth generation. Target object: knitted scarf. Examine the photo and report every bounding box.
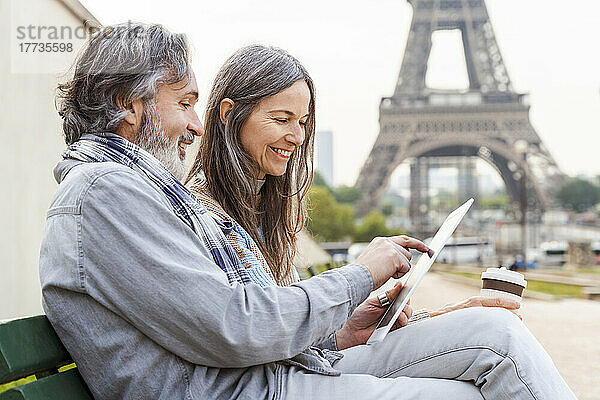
[190,177,301,287]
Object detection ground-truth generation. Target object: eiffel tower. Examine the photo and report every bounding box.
[355,0,563,233]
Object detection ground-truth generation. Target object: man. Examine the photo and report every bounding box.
[41,22,575,399]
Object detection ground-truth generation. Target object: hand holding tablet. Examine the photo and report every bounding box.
[366,198,474,345]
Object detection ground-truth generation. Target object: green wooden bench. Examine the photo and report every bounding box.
[0,316,92,399]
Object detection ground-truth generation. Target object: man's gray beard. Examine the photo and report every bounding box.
[134,102,188,181]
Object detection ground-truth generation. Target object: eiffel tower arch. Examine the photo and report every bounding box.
[355,0,563,232]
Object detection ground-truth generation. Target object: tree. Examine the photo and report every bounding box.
[480,193,509,210]
[556,178,600,213]
[381,202,394,216]
[332,185,363,204]
[430,189,458,210]
[312,171,330,190]
[353,210,405,243]
[306,186,354,242]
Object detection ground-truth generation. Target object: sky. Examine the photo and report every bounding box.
[80,0,600,186]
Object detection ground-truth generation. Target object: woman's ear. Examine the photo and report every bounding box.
[219,98,235,125]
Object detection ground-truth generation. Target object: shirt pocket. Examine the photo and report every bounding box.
[41,211,86,291]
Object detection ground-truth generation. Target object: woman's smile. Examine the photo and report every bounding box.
[238,79,310,178]
[270,146,293,159]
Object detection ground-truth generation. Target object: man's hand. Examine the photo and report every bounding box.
[430,296,522,320]
[356,235,429,290]
[335,281,412,350]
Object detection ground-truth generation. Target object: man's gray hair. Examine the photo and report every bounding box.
[57,22,190,145]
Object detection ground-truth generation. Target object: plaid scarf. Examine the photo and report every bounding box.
[62,132,252,286]
[190,178,301,288]
[190,178,277,287]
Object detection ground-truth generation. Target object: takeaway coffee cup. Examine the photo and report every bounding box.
[480,267,527,303]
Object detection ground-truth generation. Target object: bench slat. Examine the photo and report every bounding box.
[0,316,72,384]
[0,369,92,400]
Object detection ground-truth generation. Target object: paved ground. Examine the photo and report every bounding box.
[378,272,600,400]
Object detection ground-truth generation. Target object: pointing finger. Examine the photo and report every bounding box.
[389,235,429,253]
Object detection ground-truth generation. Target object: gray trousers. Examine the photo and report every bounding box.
[278,307,576,399]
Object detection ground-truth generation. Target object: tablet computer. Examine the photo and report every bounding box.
[366,198,474,345]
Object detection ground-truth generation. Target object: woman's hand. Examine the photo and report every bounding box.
[356,235,430,290]
[430,296,522,320]
[335,281,412,350]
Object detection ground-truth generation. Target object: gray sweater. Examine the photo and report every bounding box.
[39,159,373,399]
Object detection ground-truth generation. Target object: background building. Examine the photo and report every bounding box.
[315,130,334,187]
[0,0,99,320]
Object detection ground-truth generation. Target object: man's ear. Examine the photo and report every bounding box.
[116,96,144,127]
[115,97,144,141]
[219,98,234,125]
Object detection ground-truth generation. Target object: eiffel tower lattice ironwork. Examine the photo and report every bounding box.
[355,0,563,231]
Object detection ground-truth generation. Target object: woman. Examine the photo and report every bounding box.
[187,44,314,288]
[187,45,576,399]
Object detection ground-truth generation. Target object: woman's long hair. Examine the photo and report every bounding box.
[186,45,315,284]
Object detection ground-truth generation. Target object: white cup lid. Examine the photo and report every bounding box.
[481,267,527,287]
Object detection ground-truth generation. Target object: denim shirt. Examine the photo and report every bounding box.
[39,160,373,399]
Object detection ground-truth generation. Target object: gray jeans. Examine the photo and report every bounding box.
[278,307,576,399]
